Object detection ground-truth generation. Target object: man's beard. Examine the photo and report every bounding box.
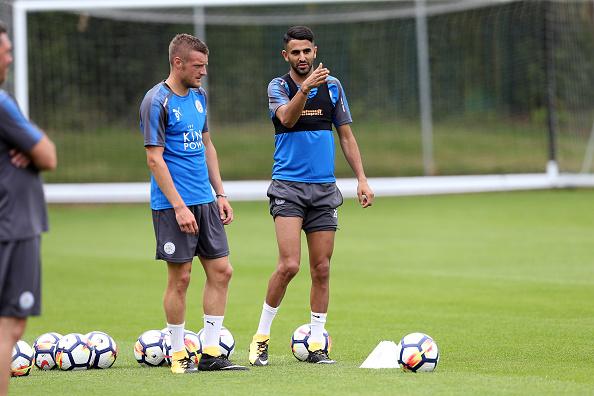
[291,62,311,76]
[182,75,201,89]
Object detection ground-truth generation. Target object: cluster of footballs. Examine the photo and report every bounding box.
[134,327,235,367]
[11,327,437,373]
[11,331,118,376]
[133,324,333,367]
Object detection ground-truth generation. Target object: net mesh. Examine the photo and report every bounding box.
[1,0,592,182]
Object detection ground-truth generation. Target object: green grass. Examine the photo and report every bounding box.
[45,119,588,182]
[10,189,594,395]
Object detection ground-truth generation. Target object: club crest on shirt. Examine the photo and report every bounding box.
[195,100,204,113]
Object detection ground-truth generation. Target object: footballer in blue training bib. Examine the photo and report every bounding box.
[268,75,352,183]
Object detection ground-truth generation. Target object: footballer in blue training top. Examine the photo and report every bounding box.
[248,26,375,367]
[139,33,247,374]
[140,82,211,210]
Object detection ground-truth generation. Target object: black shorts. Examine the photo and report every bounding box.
[267,179,343,233]
[0,237,41,317]
[152,201,230,263]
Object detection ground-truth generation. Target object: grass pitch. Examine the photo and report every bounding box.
[10,189,594,395]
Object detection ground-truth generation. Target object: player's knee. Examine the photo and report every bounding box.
[13,326,25,342]
[278,259,300,280]
[171,272,191,293]
[218,263,233,284]
[0,319,26,343]
[207,262,232,287]
[311,260,330,283]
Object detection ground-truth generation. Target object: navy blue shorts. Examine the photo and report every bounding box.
[152,201,230,263]
[267,180,343,233]
[0,237,41,317]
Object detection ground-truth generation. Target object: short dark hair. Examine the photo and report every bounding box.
[283,26,314,46]
[0,20,7,35]
[168,33,209,64]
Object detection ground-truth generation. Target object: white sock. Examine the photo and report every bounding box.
[309,312,327,345]
[167,322,185,353]
[256,302,279,336]
[203,314,224,352]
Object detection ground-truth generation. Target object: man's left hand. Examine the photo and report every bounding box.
[218,197,234,225]
[357,181,374,208]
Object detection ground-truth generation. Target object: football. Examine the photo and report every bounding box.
[397,332,439,372]
[33,332,62,370]
[86,331,118,369]
[183,330,201,364]
[161,332,172,365]
[11,340,34,377]
[196,327,235,358]
[290,324,331,361]
[55,333,94,371]
[133,330,165,367]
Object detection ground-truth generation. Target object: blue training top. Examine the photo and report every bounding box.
[139,82,213,210]
[268,75,352,183]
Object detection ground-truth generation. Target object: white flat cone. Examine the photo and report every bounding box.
[359,340,400,369]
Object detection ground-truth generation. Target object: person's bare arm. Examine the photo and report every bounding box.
[28,135,57,170]
[203,132,233,225]
[336,123,374,208]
